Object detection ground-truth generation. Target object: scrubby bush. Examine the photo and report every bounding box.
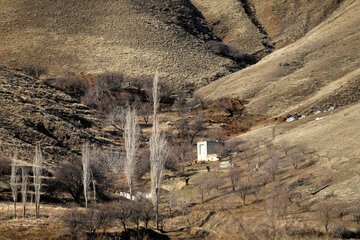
[0,154,11,175]
[21,64,48,78]
[207,41,256,66]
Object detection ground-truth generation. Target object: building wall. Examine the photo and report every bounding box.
[197,141,224,161]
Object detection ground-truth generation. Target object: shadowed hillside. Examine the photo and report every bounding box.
[0,0,237,88]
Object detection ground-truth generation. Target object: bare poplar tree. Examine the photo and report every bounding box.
[150,71,169,230]
[10,152,18,218]
[82,143,90,208]
[90,170,96,205]
[33,143,43,218]
[124,106,140,200]
[21,167,28,218]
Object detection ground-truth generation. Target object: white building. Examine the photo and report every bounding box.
[197,141,224,162]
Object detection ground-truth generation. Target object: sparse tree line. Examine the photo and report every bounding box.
[0,72,176,238]
[5,143,43,219]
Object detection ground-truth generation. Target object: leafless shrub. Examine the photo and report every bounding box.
[286,225,323,238]
[138,102,152,124]
[333,202,350,220]
[21,64,48,78]
[61,207,84,238]
[78,205,114,237]
[63,204,116,237]
[172,92,188,114]
[187,94,205,109]
[207,41,256,66]
[107,105,126,133]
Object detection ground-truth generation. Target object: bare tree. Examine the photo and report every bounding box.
[195,178,207,204]
[189,112,206,145]
[351,204,360,225]
[138,102,152,124]
[229,167,240,191]
[21,167,28,218]
[115,200,133,230]
[90,170,96,205]
[106,106,126,133]
[10,152,18,218]
[124,106,140,200]
[236,178,250,206]
[33,143,43,218]
[171,141,195,172]
[317,202,334,233]
[150,71,169,230]
[82,143,90,208]
[264,158,278,181]
[140,200,154,229]
[288,150,304,169]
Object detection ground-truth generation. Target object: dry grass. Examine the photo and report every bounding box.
[197,0,360,119]
[0,0,234,88]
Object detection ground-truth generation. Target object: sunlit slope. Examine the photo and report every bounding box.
[197,0,360,118]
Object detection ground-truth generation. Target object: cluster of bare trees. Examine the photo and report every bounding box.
[8,144,43,219]
[62,198,155,239]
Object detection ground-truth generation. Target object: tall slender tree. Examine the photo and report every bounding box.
[21,167,28,217]
[82,143,90,208]
[124,106,140,200]
[150,72,169,229]
[33,143,43,218]
[10,152,18,218]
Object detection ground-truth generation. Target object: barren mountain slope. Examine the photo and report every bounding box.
[197,0,360,118]
[0,0,235,88]
[0,65,112,163]
[190,0,343,54]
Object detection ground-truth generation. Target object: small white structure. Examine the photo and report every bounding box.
[197,141,224,162]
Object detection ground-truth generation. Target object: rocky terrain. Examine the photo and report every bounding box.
[0,65,111,163]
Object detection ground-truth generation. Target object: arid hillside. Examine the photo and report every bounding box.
[197,0,360,119]
[0,0,235,88]
[0,0,343,89]
[0,65,113,163]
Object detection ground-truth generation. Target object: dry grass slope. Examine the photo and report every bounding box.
[197,0,360,119]
[0,0,235,88]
